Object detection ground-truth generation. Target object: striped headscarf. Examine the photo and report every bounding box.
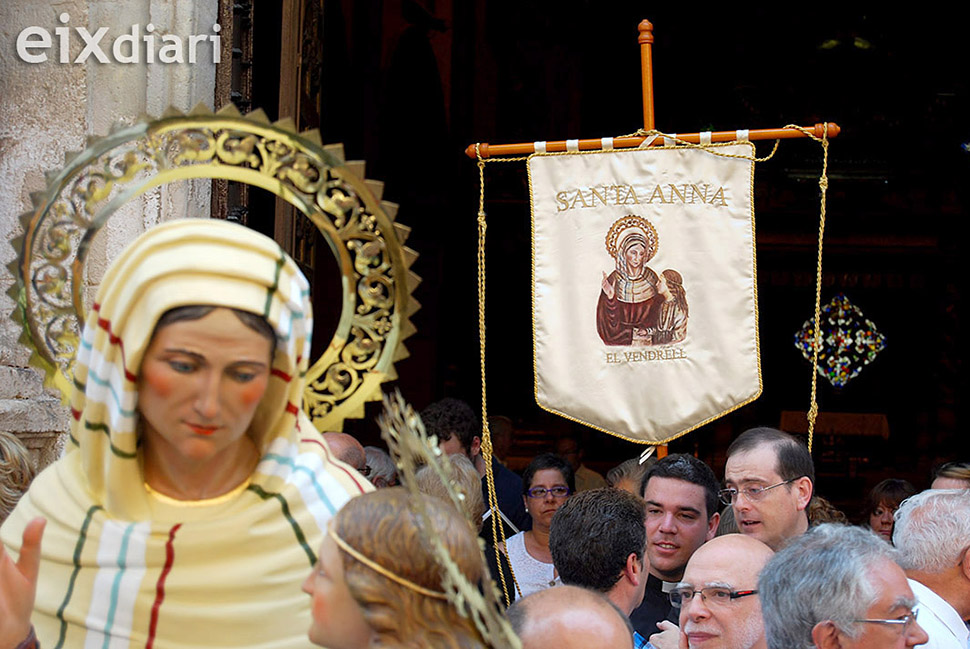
[2,219,370,648]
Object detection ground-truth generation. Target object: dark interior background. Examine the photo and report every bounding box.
[245,1,969,518]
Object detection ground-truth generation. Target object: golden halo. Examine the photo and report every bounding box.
[8,103,419,432]
[604,215,659,262]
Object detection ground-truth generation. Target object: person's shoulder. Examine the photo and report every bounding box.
[491,459,523,486]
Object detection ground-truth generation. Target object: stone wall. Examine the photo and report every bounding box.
[0,0,218,473]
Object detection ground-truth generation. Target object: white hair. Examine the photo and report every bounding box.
[364,446,397,486]
[893,488,970,573]
[759,524,896,649]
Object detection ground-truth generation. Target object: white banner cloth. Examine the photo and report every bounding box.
[528,144,761,444]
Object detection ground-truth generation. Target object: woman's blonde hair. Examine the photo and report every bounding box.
[0,431,35,523]
[333,487,486,648]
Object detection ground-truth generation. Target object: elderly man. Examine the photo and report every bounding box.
[508,584,634,649]
[893,489,970,649]
[363,446,397,488]
[760,523,928,649]
[722,428,814,551]
[630,454,720,643]
[672,534,773,649]
[321,431,367,473]
[549,489,648,645]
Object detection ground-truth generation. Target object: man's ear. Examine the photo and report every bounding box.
[705,511,721,541]
[811,621,844,649]
[625,552,644,586]
[470,436,482,458]
[794,476,813,512]
[960,544,970,581]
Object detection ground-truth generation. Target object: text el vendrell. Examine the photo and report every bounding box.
[16,14,221,64]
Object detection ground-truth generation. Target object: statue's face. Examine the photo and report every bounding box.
[137,308,272,475]
[304,533,372,649]
[625,242,646,270]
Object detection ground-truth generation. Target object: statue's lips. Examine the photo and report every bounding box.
[187,423,218,436]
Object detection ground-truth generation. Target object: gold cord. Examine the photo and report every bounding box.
[475,144,522,606]
[780,124,830,453]
[328,528,448,600]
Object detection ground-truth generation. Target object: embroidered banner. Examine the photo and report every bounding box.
[528,143,761,444]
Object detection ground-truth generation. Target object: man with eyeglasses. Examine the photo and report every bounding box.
[670,534,773,649]
[722,428,814,551]
[892,489,970,649]
[760,523,929,649]
[549,489,649,645]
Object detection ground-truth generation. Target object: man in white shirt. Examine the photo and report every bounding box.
[893,489,970,649]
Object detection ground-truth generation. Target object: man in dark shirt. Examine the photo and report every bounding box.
[421,398,531,542]
[630,454,720,648]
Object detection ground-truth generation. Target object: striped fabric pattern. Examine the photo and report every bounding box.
[1,219,370,649]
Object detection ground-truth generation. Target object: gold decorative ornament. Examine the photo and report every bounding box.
[8,103,419,432]
[377,390,522,649]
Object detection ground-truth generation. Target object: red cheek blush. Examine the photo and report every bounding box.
[239,379,268,406]
[141,364,176,397]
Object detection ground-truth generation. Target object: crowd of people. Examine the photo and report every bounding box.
[1,219,969,649]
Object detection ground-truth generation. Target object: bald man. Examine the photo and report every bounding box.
[671,534,773,649]
[508,585,634,649]
[322,432,367,474]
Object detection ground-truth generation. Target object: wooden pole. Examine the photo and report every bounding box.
[465,123,840,159]
[275,0,301,250]
[639,20,655,131]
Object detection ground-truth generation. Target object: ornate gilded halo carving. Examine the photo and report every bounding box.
[8,103,420,431]
[604,214,659,262]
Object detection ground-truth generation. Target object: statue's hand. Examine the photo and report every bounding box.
[0,517,45,649]
[601,272,615,300]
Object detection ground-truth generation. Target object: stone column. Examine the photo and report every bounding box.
[0,0,218,472]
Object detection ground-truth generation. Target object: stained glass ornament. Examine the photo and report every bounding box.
[794,293,886,389]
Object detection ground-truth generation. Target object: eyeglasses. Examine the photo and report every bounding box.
[669,586,758,608]
[526,486,571,499]
[718,476,804,506]
[853,611,918,633]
